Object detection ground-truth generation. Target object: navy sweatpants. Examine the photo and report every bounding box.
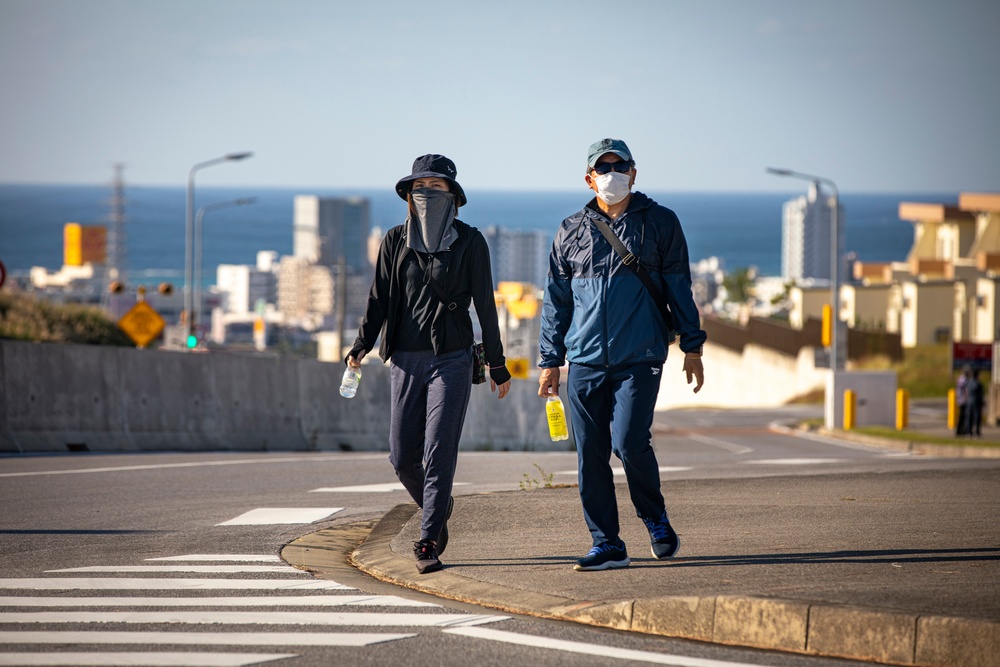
[566,362,666,547]
[388,347,472,543]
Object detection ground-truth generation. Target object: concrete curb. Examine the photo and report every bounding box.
[340,501,999,667]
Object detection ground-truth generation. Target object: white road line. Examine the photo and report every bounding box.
[0,631,413,647]
[310,481,470,493]
[0,578,351,591]
[0,652,294,666]
[742,458,842,465]
[0,611,509,627]
[145,555,282,562]
[0,455,386,479]
[310,482,406,493]
[556,466,691,477]
[216,508,342,525]
[444,627,766,666]
[686,433,754,455]
[0,596,439,608]
[46,566,303,574]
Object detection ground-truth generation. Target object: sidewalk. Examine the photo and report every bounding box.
[295,426,1000,667]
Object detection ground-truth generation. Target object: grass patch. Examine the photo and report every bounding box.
[853,426,1000,448]
[854,344,991,399]
[0,291,132,346]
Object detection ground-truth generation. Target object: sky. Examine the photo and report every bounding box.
[1,0,998,194]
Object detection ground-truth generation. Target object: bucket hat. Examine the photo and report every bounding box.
[395,154,467,207]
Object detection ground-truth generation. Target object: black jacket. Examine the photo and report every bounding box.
[349,219,511,385]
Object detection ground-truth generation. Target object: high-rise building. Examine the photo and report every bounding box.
[482,226,550,289]
[277,256,334,319]
[781,182,844,282]
[293,195,371,274]
[216,251,278,315]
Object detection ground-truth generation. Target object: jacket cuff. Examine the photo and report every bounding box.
[489,364,512,385]
[345,344,366,365]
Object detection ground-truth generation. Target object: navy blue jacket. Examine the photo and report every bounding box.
[539,192,707,368]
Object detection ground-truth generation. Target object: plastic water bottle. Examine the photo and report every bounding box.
[546,394,569,441]
[339,365,361,398]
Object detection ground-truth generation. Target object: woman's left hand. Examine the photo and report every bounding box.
[491,379,511,400]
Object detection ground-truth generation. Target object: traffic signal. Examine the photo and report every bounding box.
[186,334,198,349]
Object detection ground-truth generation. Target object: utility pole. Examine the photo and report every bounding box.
[336,255,347,359]
[103,163,127,317]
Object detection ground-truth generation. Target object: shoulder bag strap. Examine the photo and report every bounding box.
[413,226,471,312]
[591,216,676,330]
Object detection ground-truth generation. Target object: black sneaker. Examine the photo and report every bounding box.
[642,511,680,559]
[438,496,455,556]
[574,540,630,571]
[413,539,442,574]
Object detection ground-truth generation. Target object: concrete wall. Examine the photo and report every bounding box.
[0,340,556,454]
[656,342,827,410]
[833,371,898,428]
[1,336,832,454]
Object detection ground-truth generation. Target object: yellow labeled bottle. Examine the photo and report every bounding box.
[546,394,569,441]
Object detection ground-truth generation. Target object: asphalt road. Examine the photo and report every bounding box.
[1,405,994,667]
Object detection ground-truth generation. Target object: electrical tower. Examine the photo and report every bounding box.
[102,163,128,315]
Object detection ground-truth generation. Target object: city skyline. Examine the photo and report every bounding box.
[1,1,998,194]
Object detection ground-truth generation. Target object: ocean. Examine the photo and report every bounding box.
[0,183,956,285]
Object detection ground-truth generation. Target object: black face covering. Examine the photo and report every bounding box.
[406,188,458,253]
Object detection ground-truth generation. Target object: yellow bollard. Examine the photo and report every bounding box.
[947,388,956,430]
[896,388,910,430]
[843,389,856,430]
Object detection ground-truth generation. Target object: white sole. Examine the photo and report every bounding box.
[573,558,630,571]
[651,536,681,559]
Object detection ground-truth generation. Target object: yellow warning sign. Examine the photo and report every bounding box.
[118,301,166,348]
[506,358,530,380]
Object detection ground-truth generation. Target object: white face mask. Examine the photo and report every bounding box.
[593,171,632,205]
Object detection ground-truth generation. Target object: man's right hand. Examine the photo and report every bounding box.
[538,367,560,397]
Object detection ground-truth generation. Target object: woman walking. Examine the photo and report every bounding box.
[346,154,511,574]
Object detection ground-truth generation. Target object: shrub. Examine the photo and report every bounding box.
[0,291,132,346]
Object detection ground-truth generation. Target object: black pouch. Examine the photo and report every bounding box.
[472,342,486,384]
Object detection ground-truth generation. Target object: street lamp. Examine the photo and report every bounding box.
[184,152,253,349]
[193,197,257,343]
[767,167,843,430]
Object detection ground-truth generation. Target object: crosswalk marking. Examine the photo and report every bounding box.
[145,555,282,562]
[0,578,351,590]
[0,544,508,664]
[0,595,439,608]
[216,508,342,525]
[445,627,763,666]
[0,652,294,666]
[310,482,470,493]
[0,611,510,627]
[47,565,303,574]
[0,631,415,647]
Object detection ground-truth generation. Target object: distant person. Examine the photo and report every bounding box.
[956,366,971,436]
[538,138,706,571]
[346,154,512,574]
[964,370,984,438]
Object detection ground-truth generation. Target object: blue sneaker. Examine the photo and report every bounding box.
[574,541,630,571]
[643,511,680,559]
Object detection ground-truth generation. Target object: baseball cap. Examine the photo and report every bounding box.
[587,138,633,168]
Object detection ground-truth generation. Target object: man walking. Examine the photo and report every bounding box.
[538,138,706,571]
